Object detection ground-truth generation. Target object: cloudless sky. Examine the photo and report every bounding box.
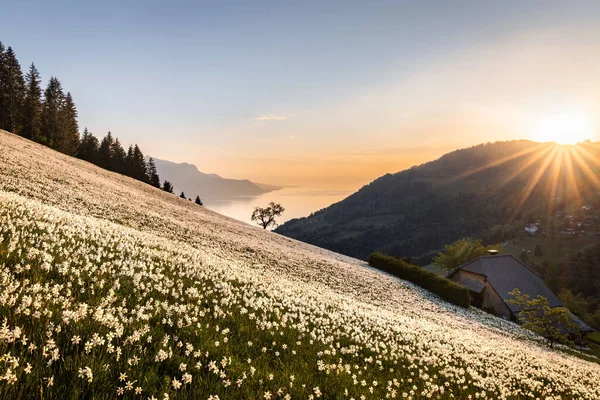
[3,1,600,187]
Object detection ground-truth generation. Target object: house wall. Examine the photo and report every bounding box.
[451,270,512,319]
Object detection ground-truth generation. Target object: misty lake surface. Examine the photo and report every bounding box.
[205,186,354,227]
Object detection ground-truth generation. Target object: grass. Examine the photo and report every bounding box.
[502,234,600,263]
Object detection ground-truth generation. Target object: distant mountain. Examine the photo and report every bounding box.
[276,140,600,262]
[152,158,282,201]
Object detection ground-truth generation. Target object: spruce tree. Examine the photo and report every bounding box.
[125,145,135,177]
[131,145,148,182]
[146,157,161,188]
[97,132,114,170]
[0,42,7,131]
[195,196,203,206]
[162,180,174,193]
[180,192,186,199]
[56,92,79,155]
[77,128,99,163]
[110,138,127,174]
[3,47,25,134]
[40,77,65,147]
[21,63,42,141]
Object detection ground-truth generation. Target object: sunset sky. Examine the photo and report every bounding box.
[3,1,600,188]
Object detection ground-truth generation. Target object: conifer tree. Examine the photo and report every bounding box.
[110,138,127,173]
[21,63,42,141]
[180,192,186,199]
[0,42,7,129]
[56,92,79,155]
[77,128,99,163]
[131,145,148,182]
[2,46,25,134]
[162,180,174,193]
[195,196,203,206]
[40,77,65,147]
[146,157,161,188]
[125,145,135,177]
[97,132,114,170]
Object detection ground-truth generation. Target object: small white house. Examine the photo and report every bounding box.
[524,224,538,234]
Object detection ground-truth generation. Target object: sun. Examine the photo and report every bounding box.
[531,111,595,145]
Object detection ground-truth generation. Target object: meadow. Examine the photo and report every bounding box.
[1,130,600,399]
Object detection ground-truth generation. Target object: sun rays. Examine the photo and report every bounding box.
[451,142,600,223]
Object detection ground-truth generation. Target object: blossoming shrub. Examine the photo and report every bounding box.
[368,253,471,307]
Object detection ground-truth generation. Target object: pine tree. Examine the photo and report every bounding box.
[77,127,99,163]
[131,145,148,182]
[3,47,25,134]
[146,157,161,188]
[180,192,186,199]
[0,42,8,131]
[162,180,174,193]
[195,196,203,206]
[97,132,114,170]
[110,138,127,174]
[21,63,42,141]
[125,145,135,177]
[56,92,79,155]
[40,77,65,147]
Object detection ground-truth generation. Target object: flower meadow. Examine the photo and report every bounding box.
[1,131,600,399]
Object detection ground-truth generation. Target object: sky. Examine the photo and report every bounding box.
[3,0,600,188]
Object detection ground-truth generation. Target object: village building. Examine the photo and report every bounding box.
[524,223,538,234]
[448,254,593,333]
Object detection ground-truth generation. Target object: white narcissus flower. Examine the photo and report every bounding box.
[1,132,600,400]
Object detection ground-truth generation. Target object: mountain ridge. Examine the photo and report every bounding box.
[151,157,283,201]
[276,140,600,261]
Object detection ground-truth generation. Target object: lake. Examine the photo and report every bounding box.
[205,186,354,227]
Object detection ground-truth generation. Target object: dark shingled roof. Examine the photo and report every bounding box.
[460,279,486,294]
[452,255,562,313]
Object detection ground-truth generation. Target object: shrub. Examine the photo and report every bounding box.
[368,252,471,308]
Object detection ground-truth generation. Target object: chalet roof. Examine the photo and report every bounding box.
[570,313,595,333]
[461,279,486,294]
[450,255,562,314]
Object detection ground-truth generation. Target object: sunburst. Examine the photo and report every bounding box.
[451,141,600,224]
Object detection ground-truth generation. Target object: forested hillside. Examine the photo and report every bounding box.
[0,40,174,193]
[277,140,600,262]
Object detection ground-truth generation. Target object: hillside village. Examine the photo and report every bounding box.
[523,203,600,237]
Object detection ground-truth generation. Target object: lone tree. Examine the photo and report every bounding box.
[433,237,501,272]
[251,202,285,229]
[195,196,203,206]
[508,288,579,348]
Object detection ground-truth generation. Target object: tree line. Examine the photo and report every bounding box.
[0,40,202,204]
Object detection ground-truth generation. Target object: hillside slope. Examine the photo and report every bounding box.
[276,140,600,260]
[152,157,281,202]
[1,130,599,398]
